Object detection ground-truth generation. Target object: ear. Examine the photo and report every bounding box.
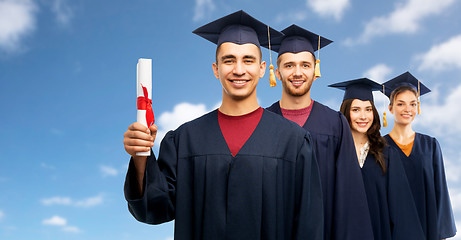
[259,61,266,78]
[388,104,393,113]
[212,62,219,79]
[275,68,281,81]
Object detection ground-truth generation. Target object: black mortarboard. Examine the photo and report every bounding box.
[268,24,333,56]
[192,10,283,48]
[382,71,431,98]
[328,78,383,102]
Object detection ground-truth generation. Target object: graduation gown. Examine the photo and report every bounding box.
[124,109,324,240]
[362,146,426,240]
[267,101,373,240]
[361,151,391,240]
[385,133,457,240]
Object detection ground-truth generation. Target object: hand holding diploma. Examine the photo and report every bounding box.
[136,58,155,156]
[123,122,157,196]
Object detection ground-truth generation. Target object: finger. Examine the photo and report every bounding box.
[124,137,154,148]
[149,124,158,137]
[124,128,154,141]
[128,122,149,132]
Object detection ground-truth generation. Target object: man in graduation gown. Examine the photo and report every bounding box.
[122,11,324,240]
[265,25,373,240]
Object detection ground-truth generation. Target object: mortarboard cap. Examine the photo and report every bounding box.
[384,71,431,115]
[382,71,431,98]
[192,10,283,48]
[328,78,383,102]
[267,24,333,56]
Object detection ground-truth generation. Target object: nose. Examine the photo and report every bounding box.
[404,104,412,112]
[294,66,302,77]
[233,61,245,76]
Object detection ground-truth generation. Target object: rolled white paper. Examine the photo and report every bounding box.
[136,58,152,156]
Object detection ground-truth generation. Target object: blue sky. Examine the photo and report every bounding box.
[1,0,461,239]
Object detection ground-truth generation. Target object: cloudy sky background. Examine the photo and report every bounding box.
[1,0,461,239]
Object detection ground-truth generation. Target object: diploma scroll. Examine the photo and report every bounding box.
[136,58,155,156]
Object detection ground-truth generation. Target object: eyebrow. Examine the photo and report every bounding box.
[243,55,257,60]
[221,54,236,61]
[284,61,313,65]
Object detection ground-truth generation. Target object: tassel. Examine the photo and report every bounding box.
[314,35,321,78]
[267,25,277,87]
[417,80,421,114]
[314,59,321,78]
[269,64,277,87]
[383,111,387,127]
[418,101,421,115]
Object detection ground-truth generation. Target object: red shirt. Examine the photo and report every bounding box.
[218,107,263,156]
[280,100,314,127]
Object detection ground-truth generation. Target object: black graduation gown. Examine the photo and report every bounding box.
[361,151,391,240]
[124,109,324,240]
[385,133,457,240]
[362,146,426,240]
[267,101,373,240]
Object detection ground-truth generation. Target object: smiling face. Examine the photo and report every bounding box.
[212,42,265,102]
[275,51,317,97]
[389,89,418,126]
[349,99,374,135]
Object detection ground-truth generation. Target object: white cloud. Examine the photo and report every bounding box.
[449,187,461,213]
[0,0,37,52]
[349,0,455,44]
[445,154,461,183]
[51,0,73,27]
[363,64,393,83]
[74,194,103,207]
[41,196,72,206]
[416,34,461,72]
[42,215,81,233]
[100,165,118,177]
[193,0,215,22]
[306,0,350,20]
[156,102,210,144]
[415,83,461,136]
[42,215,67,226]
[41,194,103,207]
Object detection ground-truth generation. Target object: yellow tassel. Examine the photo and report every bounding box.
[314,59,321,78]
[383,112,387,127]
[418,101,421,115]
[269,64,277,87]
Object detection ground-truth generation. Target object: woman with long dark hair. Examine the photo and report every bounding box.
[383,72,456,240]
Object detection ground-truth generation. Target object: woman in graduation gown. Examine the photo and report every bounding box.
[330,78,427,240]
[383,72,457,240]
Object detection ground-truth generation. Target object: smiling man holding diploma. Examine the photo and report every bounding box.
[122,10,323,240]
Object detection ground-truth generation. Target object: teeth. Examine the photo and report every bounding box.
[232,80,247,84]
[292,81,303,84]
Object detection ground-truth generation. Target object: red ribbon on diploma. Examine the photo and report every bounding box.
[137,84,155,127]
